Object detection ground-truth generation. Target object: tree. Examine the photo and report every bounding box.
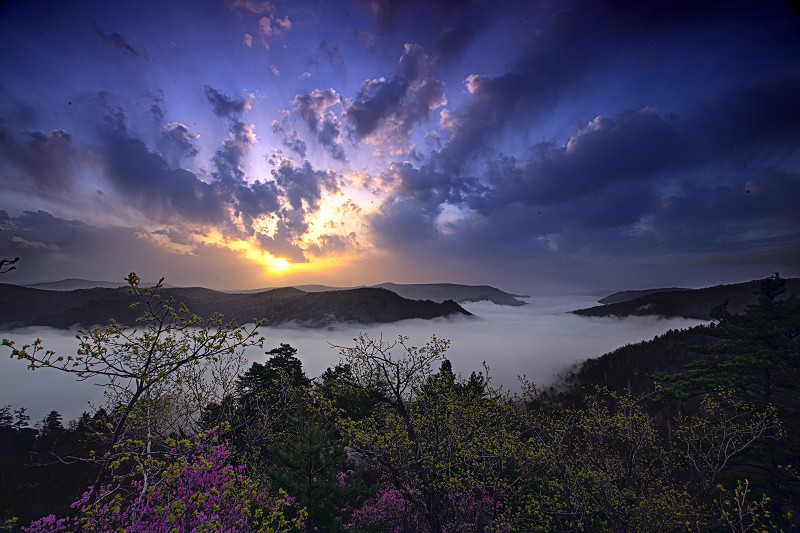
[37,411,64,439]
[21,430,307,533]
[656,273,800,524]
[334,334,513,532]
[0,406,13,430]
[658,273,800,406]
[0,257,18,274]
[13,408,30,431]
[2,273,264,505]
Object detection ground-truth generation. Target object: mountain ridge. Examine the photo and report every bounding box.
[573,277,800,320]
[20,279,526,306]
[0,284,471,329]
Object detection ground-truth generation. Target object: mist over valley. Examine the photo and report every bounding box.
[1,292,704,423]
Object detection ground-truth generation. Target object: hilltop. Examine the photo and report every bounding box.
[573,277,800,320]
[0,284,471,329]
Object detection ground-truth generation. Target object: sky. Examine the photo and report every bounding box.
[0,0,798,293]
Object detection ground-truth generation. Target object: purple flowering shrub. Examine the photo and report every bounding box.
[342,486,507,532]
[23,431,306,532]
[343,488,414,532]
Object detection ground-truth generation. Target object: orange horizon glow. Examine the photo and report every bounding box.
[196,228,360,279]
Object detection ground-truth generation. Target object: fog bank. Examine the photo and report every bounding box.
[0,295,704,423]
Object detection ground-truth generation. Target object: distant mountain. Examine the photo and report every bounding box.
[236,282,527,306]
[23,278,172,290]
[597,287,689,305]
[24,278,127,291]
[373,283,527,306]
[573,278,800,320]
[0,284,471,329]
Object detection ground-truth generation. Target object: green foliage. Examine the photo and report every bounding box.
[656,274,800,527]
[658,273,800,405]
[511,387,689,531]
[2,273,264,506]
[266,409,361,531]
[335,334,519,531]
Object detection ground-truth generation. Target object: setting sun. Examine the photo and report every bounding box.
[270,257,289,273]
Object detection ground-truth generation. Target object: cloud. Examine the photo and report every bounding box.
[366,77,800,272]
[148,91,166,122]
[359,0,494,64]
[271,119,307,159]
[293,89,347,160]
[0,121,76,194]
[102,133,227,225]
[294,89,341,131]
[203,85,253,119]
[306,232,359,256]
[270,158,339,212]
[319,41,346,76]
[271,118,308,159]
[257,12,292,49]
[0,210,270,289]
[159,122,200,167]
[229,0,274,15]
[211,121,257,191]
[93,25,146,59]
[0,91,352,271]
[344,43,446,146]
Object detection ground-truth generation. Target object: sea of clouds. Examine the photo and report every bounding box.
[0,295,704,423]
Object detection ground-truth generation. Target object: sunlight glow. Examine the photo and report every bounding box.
[270,257,289,272]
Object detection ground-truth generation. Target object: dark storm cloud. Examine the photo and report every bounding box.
[271,159,339,212]
[229,0,275,15]
[203,85,251,119]
[103,133,227,224]
[93,103,278,235]
[94,25,146,59]
[436,12,596,174]
[234,179,281,224]
[345,76,407,138]
[344,43,445,145]
[0,121,75,194]
[381,161,482,211]
[294,89,340,132]
[435,23,474,62]
[468,108,681,213]
[317,113,346,161]
[159,122,200,167]
[370,77,800,265]
[292,89,346,160]
[212,121,257,187]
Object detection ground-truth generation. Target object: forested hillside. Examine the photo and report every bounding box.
[1,273,798,531]
[574,277,800,319]
[0,283,470,329]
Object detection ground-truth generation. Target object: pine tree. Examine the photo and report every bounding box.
[38,411,65,438]
[658,273,800,406]
[12,407,30,430]
[0,406,12,430]
[657,273,800,525]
